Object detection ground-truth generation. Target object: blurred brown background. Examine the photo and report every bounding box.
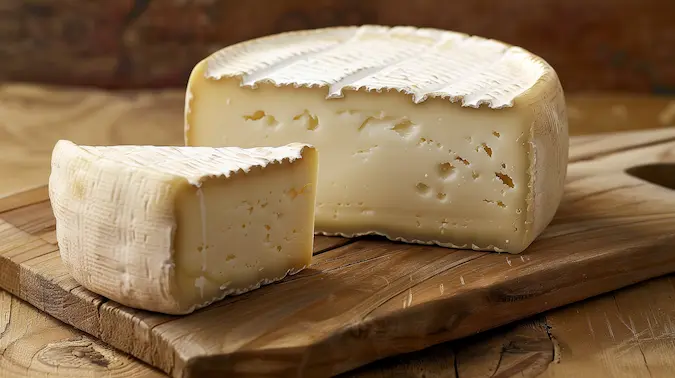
[1,0,674,93]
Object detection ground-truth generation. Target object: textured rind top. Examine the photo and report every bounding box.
[204,25,551,109]
[58,140,312,185]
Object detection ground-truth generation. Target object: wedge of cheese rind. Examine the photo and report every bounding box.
[185,25,568,254]
[49,140,318,314]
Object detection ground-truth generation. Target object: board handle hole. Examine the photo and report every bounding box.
[626,163,675,191]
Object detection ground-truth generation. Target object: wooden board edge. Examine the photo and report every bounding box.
[0,185,49,213]
[569,127,675,163]
[0,254,105,339]
[212,233,675,378]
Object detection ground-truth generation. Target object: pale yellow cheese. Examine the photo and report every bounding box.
[49,140,318,314]
[185,25,569,253]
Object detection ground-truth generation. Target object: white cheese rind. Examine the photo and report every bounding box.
[186,25,568,254]
[49,140,318,314]
[204,25,547,109]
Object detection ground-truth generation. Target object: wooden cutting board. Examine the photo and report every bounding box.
[0,129,674,378]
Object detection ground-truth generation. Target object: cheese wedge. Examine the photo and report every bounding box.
[49,140,318,314]
[185,25,568,253]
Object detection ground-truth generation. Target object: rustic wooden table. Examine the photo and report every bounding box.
[0,83,673,377]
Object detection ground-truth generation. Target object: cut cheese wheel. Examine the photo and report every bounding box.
[185,25,569,253]
[49,140,318,314]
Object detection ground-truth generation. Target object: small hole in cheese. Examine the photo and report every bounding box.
[357,116,374,131]
[243,110,278,126]
[418,137,431,146]
[391,119,418,138]
[243,110,265,121]
[293,110,319,131]
[495,172,514,188]
[415,182,431,196]
[437,162,455,179]
[484,199,507,208]
[482,143,493,157]
[455,156,470,165]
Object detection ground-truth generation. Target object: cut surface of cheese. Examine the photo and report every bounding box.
[49,140,318,314]
[185,25,569,254]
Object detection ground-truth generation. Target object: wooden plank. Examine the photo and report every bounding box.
[541,276,675,378]
[20,251,675,378]
[0,84,184,198]
[0,185,49,213]
[0,132,673,377]
[0,289,164,378]
[571,139,675,183]
[569,127,675,163]
[0,284,557,378]
[343,317,554,378]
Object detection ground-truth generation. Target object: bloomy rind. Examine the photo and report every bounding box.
[76,142,312,186]
[200,25,549,110]
[50,140,182,313]
[521,65,569,248]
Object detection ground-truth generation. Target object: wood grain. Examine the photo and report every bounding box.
[2,1,675,93]
[569,128,675,163]
[541,277,675,378]
[0,284,555,378]
[0,84,184,198]
[0,289,163,378]
[1,131,674,377]
[342,318,554,378]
